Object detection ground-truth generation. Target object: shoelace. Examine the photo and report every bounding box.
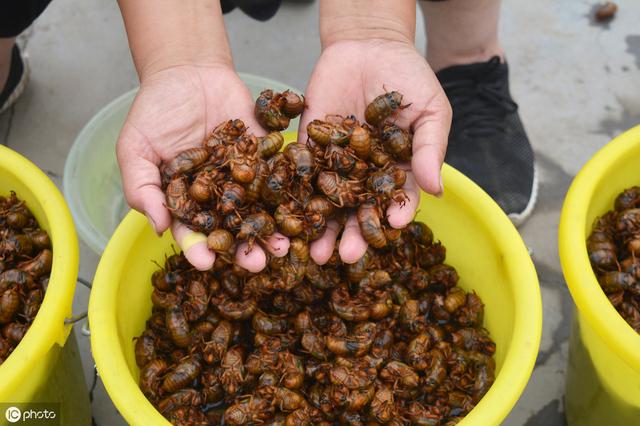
[441,59,518,138]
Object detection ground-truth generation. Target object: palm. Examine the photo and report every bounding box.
[123,65,260,163]
[117,65,285,272]
[299,40,451,264]
[301,40,445,144]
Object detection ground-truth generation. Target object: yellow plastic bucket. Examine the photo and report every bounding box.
[559,125,640,425]
[0,146,88,421]
[90,158,542,425]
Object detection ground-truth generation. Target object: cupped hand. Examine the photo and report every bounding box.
[117,65,289,272]
[299,39,452,265]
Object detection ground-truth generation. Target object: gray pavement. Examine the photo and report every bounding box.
[1,0,639,424]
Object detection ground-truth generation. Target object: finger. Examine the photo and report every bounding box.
[171,222,215,271]
[116,122,172,234]
[296,79,320,146]
[310,220,340,265]
[241,114,269,138]
[410,91,451,196]
[263,232,290,258]
[339,215,368,264]
[387,170,420,228]
[235,242,267,273]
[296,104,314,147]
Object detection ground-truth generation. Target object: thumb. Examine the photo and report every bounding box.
[116,122,172,234]
[171,222,215,271]
[410,94,452,196]
[296,114,310,146]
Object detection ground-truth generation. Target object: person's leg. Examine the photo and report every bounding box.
[0,1,51,39]
[420,0,537,225]
[0,38,15,89]
[0,0,51,113]
[220,0,282,21]
[421,0,503,71]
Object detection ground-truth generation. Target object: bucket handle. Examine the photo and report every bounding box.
[65,312,87,324]
[63,277,92,336]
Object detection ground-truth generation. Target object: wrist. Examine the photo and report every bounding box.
[137,46,233,82]
[119,0,234,81]
[321,19,413,48]
[320,0,416,49]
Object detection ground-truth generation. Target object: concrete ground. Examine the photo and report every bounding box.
[1,0,639,424]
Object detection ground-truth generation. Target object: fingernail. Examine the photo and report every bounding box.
[436,174,444,198]
[145,213,160,235]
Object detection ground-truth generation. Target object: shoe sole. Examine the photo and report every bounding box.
[508,162,539,227]
[0,50,30,115]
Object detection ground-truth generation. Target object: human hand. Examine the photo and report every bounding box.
[117,65,289,272]
[299,39,452,264]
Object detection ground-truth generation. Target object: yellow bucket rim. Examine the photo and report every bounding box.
[0,146,79,394]
[90,163,541,425]
[559,125,640,372]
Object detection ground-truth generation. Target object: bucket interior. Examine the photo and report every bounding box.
[0,147,79,402]
[560,127,640,422]
[584,153,640,237]
[99,165,538,424]
[0,167,50,235]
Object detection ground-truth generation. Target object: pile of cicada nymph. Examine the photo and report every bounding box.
[144,89,498,425]
[588,186,640,332]
[161,89,414,254]
[136,219,496,425]
[0,192,52,364]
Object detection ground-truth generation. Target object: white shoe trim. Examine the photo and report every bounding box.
[0,49,30,115]
[508,162,539,227]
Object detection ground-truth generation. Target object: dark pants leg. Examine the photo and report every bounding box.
[1,0,53,38]
[220,0,282,21]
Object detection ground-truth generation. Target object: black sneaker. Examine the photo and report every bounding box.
[436,56,537,226]
[0,45,29,115]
